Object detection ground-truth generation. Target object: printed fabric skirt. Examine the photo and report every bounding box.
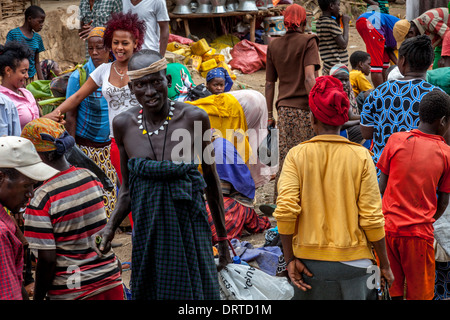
[275,106,314,198]
[77,142,118,219]
[435,262,450,300]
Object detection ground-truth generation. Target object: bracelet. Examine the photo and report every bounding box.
[285,256,297,268]
[216,236,228,242]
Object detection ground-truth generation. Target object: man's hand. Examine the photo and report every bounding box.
[286,258,313,291]
[342,14,351,25]
[380,265,394,290]
[216,240,232,271]
[79,20,93,40]
[90,225,115,258]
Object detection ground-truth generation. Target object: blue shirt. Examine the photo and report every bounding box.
[6,27,45,78]
[66,59,110,143]
[0,93,21,137]
[360,79,439,176]
[358,11,400,49]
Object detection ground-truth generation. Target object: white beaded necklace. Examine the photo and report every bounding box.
[137,100,175,136]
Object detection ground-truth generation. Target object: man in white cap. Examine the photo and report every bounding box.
[0,136,59,300]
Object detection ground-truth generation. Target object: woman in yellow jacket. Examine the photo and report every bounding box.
[273,76,394,300]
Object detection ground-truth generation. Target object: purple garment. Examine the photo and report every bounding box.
[213,137,255,199]
[230,239,283,276]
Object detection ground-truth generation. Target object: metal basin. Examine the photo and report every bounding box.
[196,0,212,13]
[226,0,238,11]
[237,0,258,11]
[211,0,226,13]
[173,0,192,14]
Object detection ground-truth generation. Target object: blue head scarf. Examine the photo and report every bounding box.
[206,67,233,92]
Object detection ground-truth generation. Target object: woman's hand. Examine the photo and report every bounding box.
[286,258,313,291]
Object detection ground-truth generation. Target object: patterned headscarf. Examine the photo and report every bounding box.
[283,4,307,29]
[330,63,349,76]
[87,27,106,39]
[21,118,75,154]
[330,64,357,114]
[309,76,350,126]
[206,67,233,92]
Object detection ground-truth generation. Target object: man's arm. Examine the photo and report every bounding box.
[198,111,231,269]
[158,21,169,57]
[434,191,449,221]
[33,249,56,301]
[371,237,394,288]
[279,234,313,291]
[35,52,44,81]
[358,156,394,288]
[274,150,313,290]
[79,20,93,41]
[378,171,388,196]
[334,15,350,49]
[360,124,374,140]
[96,114,132,254]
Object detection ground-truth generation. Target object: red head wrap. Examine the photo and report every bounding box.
[309,76,350,126]
[283,4,307,29]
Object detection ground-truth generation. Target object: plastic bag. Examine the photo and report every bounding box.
[218,263,294,300]
[229,40,267,74]
[210,34,240,51]
[168,33,194,45]
[186,84,212,101]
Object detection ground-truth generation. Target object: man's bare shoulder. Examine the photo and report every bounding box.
[175,101,209,121]
[112,106,140,134]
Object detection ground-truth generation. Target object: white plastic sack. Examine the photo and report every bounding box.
[219,47,233,64]
[218,263,294,300]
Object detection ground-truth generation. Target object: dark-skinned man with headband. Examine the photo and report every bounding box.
[93,49,231,300]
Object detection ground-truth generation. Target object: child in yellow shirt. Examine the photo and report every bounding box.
[349,51,373,97]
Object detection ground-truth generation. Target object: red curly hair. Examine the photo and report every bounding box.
[103,11,146,52]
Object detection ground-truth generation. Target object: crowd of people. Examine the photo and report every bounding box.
[1,0,450,302]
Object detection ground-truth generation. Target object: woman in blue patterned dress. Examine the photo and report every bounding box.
[360,35,439,177]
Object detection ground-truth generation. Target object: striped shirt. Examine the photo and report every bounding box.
[24,166,122,300]
[413,7,450,48]
[6,27,45,78]
[316,15,349,74]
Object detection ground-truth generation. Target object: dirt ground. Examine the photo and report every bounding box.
[1,0,405,290]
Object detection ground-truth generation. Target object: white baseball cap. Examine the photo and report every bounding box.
[0,136,59,181]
